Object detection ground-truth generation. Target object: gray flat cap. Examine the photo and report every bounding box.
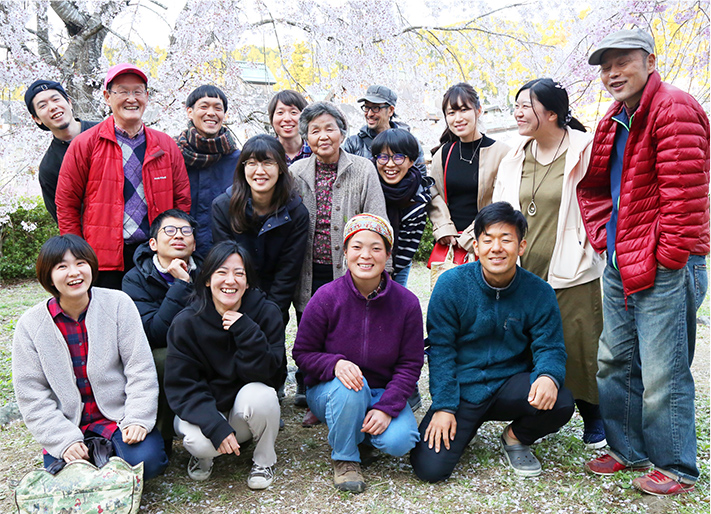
[588,29,655,65]
[357,85,397,106]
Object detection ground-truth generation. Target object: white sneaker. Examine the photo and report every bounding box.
[187,456,213,481]
[247,463,274,489]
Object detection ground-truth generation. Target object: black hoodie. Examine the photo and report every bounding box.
[165,288,285,448]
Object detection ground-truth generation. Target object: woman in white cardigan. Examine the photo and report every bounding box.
[12,234,167,479]
[493,79,606,449]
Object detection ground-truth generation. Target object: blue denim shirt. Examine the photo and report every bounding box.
[605,108,633,269]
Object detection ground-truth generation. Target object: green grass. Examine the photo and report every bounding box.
[0,267,709,513]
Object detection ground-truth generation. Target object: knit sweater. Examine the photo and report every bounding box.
[12,288,158,459]
[165,288,284,449]
[292,272,424,418]
[427,261,566,412]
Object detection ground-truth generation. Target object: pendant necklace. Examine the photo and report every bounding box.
[459,137,484,164]
[527,133,566,216]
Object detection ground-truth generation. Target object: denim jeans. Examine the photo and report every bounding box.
[598,264,698,482]
[392,262,412,288]
[306,378,420,462]
[686,254,708,363]
[43,428,168,480]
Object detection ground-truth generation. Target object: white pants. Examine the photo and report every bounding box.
[174,382,280,467]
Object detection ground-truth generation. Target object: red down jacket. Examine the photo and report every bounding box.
[577,71,710,296]
[56,116,191,271]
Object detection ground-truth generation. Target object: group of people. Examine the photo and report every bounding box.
[12,28,709,499]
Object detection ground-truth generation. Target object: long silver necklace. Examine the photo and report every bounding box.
[527,133,566,216]
[458,137,484,164]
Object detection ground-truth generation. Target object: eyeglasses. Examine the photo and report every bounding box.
[245,159,278,170]
[375,153,407,165]
[161,225,194,237]
[361,104,389,113]
[108,89,147,99]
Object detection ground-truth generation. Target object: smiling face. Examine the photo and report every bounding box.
[187,95,225,138]
[307,113,344,164]
[375,146,413,185]
[149,216,196,266]
[345,230,389,290]
[445,100,481,142]
[208,253,248,315]
[271,100,302,141]
[473,222,527,288]
[244,154,280,197]
[600,48,655,109]
[513,89,557,138]
[363,102,394,134]
[31,90,73,132]
[51,250,92,302]
[103,73,148,130]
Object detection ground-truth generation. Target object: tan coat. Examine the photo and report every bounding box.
[427,139,510,253]
[290,151,388,311]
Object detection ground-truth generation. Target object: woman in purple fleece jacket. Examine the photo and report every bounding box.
[293,213,424,494]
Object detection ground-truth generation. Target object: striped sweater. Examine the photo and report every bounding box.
[392,176,434,277]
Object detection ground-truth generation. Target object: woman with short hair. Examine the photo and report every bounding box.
[12,234,168,479]
[268,89,311,165]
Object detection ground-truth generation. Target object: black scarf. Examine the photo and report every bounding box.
[379,168,420,251]
[175,121,239,169]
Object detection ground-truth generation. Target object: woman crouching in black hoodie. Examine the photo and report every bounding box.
[165,241,284,489]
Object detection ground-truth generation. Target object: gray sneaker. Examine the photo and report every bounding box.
[247,464,274,490]
[333,460,366,493]
[187,456,213,481]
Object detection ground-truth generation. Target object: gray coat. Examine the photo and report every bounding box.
[12,287,158,459]
[290,151,388,311]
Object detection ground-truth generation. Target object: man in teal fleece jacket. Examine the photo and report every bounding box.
[410,201,574,481]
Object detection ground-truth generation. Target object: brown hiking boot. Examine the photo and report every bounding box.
[333,460,366,493]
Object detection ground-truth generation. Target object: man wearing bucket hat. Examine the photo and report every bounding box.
[342,85,426,173]
[578,28,709,496]
[56,63,191,289]
[24,80,99,222]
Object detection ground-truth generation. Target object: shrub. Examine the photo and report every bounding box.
[413,218,434,262]
[0,200,58,281]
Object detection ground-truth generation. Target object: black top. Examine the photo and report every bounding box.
[165,288,285,449]
[211,190,309,321]
[38,119,99,222]
[121,241,202,350]
[442,135,495,232]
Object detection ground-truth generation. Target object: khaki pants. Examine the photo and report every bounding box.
[174,382,279,467]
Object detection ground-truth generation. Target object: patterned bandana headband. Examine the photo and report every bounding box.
[343,213,394,247]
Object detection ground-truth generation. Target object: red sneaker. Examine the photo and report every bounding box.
[632,470,695,496]
[585,453,650,475]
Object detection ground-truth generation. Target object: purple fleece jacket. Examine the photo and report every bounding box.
[293,272,424,418]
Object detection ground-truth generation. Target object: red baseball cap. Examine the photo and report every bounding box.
[104,63,148,89]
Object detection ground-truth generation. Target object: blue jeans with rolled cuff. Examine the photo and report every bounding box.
[306,377,420,462]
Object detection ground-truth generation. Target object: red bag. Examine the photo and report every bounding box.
[427,241,469,269]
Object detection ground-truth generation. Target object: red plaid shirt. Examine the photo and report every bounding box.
[48,297,118,440]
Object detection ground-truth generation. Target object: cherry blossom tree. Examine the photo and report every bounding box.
[0,0,708,227]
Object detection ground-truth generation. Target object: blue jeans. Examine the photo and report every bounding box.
[306,378,420,462]
[598,264,697,482]
[686,254,708,363]
[392,262,412,288]
[43,428,169,480]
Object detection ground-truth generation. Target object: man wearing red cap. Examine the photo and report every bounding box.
[56,63,191,289]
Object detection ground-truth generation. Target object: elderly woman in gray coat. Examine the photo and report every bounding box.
[289,101,388,414]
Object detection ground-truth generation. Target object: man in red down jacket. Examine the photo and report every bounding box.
[578,29,709,496]
[57,63,190,289]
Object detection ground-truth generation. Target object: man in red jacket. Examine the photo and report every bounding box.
[56,63,191,289]
[578,29,709,496]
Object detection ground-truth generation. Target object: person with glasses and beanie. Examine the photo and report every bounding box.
[342,84,426,174]
[122,209,202,456]
[56,63,191,290]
